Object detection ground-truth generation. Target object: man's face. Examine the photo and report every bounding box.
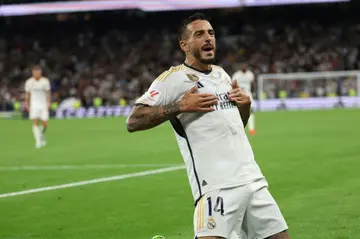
[181,20,216,64]
[241,63,248,72]
[32,69,42,79]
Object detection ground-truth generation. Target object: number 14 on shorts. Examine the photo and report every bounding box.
[195,196,224,232]
[207,196,224,216]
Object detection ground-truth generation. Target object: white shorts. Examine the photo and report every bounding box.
[29,108,49,121]
[194,179,288,239]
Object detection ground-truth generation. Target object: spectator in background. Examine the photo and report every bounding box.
[1,7,359,110]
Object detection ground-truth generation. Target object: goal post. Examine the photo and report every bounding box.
[256,71,360,112]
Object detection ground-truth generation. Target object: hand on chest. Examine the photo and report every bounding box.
[180,74,243,131]
[192,76,238,112]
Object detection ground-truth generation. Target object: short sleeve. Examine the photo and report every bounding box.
[25,80,31,92]
[250,72,255,81]
[219,68,232,84]
[224,71,233,84]
[231,71,238,81]
[135,71,186,106]
[45,78,51,91]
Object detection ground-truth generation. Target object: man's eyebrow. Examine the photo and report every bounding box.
[192,29,214,34]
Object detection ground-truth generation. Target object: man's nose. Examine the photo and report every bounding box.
[205,33,212,41]
[204,36,212,44]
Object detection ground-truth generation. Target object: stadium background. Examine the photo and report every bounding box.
[1,1,359,239]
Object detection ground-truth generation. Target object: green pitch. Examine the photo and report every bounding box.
[0,109,359,239]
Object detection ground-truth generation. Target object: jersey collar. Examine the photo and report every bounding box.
[183,63,212,75]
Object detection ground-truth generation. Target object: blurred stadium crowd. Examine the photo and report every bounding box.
[1,3,359,111]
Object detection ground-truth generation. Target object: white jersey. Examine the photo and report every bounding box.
[232,70,254,94]
[25,77,50,109]
[136,64,264,204]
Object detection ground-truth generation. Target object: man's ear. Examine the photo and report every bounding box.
[179,40,189,52]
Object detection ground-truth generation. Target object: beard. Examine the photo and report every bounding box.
[191,47,215,64]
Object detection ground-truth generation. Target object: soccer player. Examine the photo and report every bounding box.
[126,13,290,239]
[25,65,51,148]
[232,63,256,135]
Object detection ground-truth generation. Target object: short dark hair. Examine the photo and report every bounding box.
[32,65,41,70]
[178,13,210,41]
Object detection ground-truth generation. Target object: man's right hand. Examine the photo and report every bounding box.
[179,86,218,113]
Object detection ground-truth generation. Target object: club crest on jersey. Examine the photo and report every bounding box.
[207,218,216,229]
[186,74,199,82]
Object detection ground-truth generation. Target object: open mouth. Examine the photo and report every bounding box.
[202,45,213,52]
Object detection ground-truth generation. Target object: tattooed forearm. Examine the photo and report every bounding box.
[126,103,181,132]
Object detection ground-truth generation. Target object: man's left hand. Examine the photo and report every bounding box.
[229,80,251,106]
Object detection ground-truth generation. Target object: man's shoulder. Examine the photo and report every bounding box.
[154,64,188,83]
[212,64,231,77]
[246,70,254,76]
[211,64,224,70]
[41,77,50,82]
[232,70,244,76]
[25,77,34,83]
[211,64,226,74]
[211,65,232,83]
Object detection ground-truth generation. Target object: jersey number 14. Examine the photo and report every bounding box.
[207,196,224,216]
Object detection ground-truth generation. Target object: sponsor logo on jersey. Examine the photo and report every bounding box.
[207,218,216,229]
[212,92,237,111]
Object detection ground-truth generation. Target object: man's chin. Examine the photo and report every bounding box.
[200,57,215,65]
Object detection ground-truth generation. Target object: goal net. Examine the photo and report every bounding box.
[255,71,360,112]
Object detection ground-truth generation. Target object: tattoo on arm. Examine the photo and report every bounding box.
[126,102,181,132]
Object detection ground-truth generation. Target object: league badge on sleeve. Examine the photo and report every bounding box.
[149,90,160,97]
[136,89,161,106]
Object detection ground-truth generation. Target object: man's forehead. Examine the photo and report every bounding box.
[187,20,213,33]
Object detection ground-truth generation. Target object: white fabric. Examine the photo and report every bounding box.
[25,77,50,110]
[29,108,49,121]
[136,64,264,202]
[194,179,288,239]
[232,70,254,94]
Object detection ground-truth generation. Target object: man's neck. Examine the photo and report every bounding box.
[184,59,211,73]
